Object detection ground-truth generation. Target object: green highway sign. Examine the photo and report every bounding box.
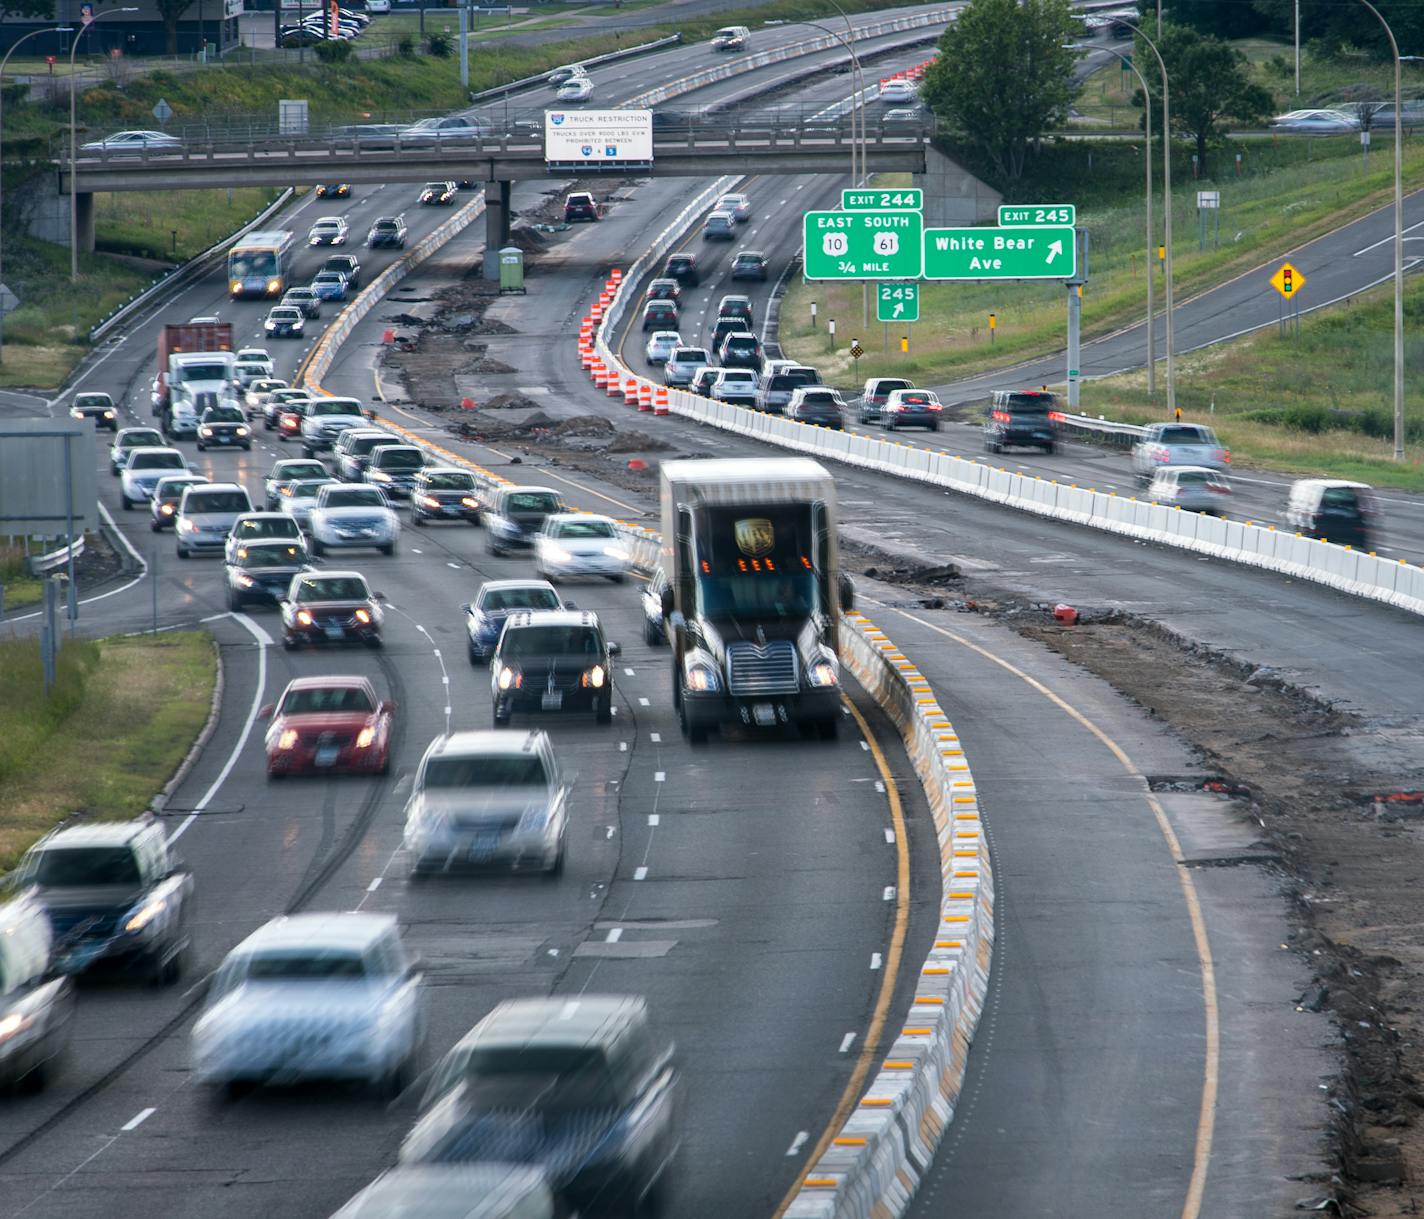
[803,210,923,281]
[922,225,1076,281]
[877,283,919,323]
[996,204,1076,227]
[842,187,923,212]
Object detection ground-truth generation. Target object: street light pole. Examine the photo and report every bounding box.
[1,25,74,361]
[1123,20,1175,416]
[70,7,138,282]
[1072,43,1154,395]
[824,0,864,186]
[785,18,863,190]
[1357,0,1405,461]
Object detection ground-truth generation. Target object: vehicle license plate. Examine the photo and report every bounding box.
[324,625,344,641]
[443,504,461,515]
[541,690,563,711]
[314,744,340,767]
[752,703,777,727]
[470,831,500,860]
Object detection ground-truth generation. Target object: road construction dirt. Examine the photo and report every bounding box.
[858,550,1424,1216]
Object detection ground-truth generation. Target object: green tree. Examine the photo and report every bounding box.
[920,0,1080,181]
[152,0,195,55]
[1136,23,1273,173]
[0,0,55,24]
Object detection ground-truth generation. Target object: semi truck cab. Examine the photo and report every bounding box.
[658,458,853,744]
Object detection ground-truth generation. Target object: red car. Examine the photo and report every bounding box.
[261,676,395,779]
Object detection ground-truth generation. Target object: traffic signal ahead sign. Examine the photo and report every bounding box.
[877,283,919,323]
[803,210,924,281]
[922,225,1076,281]
[1269,261,1305,299]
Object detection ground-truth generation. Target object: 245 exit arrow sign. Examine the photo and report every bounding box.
[921,225,1076,281]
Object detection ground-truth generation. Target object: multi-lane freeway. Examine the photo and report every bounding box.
[4,7,1423,1217]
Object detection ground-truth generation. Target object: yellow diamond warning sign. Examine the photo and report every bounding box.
[1269,262,1305,299]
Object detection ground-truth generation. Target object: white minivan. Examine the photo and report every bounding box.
[712,24,750,49]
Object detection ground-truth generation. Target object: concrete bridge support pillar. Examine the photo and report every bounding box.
[913,146,1001,227]
[482,180,511,280]
[74,191,96,254]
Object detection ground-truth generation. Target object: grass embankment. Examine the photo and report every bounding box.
[782,135,1424,389]
[0,632,216,872]
[0,545,43,611]
[1085,275,1424,490]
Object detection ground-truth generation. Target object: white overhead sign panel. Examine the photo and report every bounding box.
[544,109,652,163]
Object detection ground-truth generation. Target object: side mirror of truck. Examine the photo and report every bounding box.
[839,573,856,613]
[660,586,674,617]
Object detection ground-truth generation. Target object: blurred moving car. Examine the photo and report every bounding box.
[335,429,403,482]
[70,390,118,431]
[278,477,338,530]
[420,181,458,206]
[1269,107,1360,133]
[855,376,914,426]
[484,486,567,556]
[265,457,329,508]
[664,253,701,286]
[563,191,603,222]
[245,377,289,417]
[534,513,629,583]
[176,482,253,559]
[786,386,846,429]
[109,426,165,475]
[364,444,426,500]
[715,192,752,222]
[711,24,750,50]
[640,566,669,645]
[280,569,386,649]
[18,817,192,983]
[225,511,306,562]
[730,250,768,280]
[282,287,322,318]
[547,64,586,86]
[702,210,736,240]
[119,446,188,509]
[1145,465,1234,515]
[324,254,362,289]
[880,388,943,431]
[1286,478,1377,547]
[411,467,483,526]
[461,579,563,665]
[665,346,709,387]
[310,270,349,302]
[984,388,1060,454]
[717,293,754,325]
[641,299,679,331]
[710,369,758,406]
[149,473,208,531]
[402,116,488,146]
[80,129,180,155]
[315,183,352,198]
[264,306,306,339]
[367,215,407,248]
[757,366,819,414]
[645,277,681,303]
[403,729,568,876]
[401,995,678,1214]
[0,896,74,1095]
[1130,421,1229,484]
[196,404,253,451]
[192,912,424,1096]
[645,330,683,364]
[878,77,917,103]
[225,540,310,611]
[717,331,763,372]
[490,609,620,725]
[555,75,594,102]
[329,1165,556,1219]
[308,216,349,245]
[309,484,400,557]
[262,675,394,777]
[688,366,719,397]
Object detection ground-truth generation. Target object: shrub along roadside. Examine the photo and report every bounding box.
[0,632,216,872]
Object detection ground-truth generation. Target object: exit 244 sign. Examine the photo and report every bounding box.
[803,210,924,280]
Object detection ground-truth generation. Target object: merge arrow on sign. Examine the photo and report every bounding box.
[1046,240,1063,265]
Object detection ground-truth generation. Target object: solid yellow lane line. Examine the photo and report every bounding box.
[889,607,1219,1219]
[771,692,911,1218]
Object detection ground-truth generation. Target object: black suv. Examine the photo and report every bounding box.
[323,253,362,289]
[18,817,193,983]
[984,389,1058,453]
[564,191,602,222]
[490,609,620,725]
[718,331,763,371]
[367,216,407,249]
[404,995,679,1215]
[664,252,701,286]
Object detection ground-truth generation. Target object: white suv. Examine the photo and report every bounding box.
[308,483,399,556]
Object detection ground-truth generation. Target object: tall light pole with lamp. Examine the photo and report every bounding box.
[1357,0,1405,462]
[776,17,864,188]
[1121,18,1176,417]
[70,7,138,282]
[1070,41,1156,395]
[0,24,75,361]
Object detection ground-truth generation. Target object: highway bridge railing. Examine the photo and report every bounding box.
[1054,411,1147,450]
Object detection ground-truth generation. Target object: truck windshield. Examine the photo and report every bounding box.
[30,847,140,886]
[176,363,229,382]
[693,504,820,620]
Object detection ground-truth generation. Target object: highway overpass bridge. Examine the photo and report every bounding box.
[57,110,931,253]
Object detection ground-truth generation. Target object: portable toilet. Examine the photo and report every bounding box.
[499,246,525,294]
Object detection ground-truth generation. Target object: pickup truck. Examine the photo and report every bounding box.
[18,817,193,984]
[1130,422,1229,486]
[301,396,370,457]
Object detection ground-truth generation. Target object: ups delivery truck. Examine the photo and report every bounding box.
[658,458,854,744]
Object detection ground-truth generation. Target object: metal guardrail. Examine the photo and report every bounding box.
[87,186,295,344]
[1054,411,1148,450]
[27,535,84,575]
[466,33,682,104]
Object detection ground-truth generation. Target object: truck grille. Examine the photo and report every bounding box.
[726,641,799,696]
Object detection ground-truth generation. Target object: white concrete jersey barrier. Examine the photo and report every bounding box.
[591,271,1424,621]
